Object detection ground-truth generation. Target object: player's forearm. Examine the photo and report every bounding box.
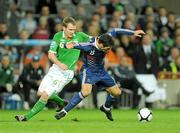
[74,42,92,47]
[108,28,135,37]
[48,52,63,66]
[74,43,92,51]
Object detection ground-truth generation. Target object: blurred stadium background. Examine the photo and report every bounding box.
[0,0,180,132]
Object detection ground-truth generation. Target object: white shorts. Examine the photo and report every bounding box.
[38,64,74,96]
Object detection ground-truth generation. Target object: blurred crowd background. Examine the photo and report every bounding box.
[0,0,180,110]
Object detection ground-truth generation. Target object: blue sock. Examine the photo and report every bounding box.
[104,94,117,108]
[64,92,84,112]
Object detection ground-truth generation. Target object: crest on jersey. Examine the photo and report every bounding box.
[90,50,95,55]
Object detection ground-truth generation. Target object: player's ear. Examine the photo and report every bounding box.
[63,26,66,31]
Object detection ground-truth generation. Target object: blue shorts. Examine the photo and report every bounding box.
[79,68,116,89]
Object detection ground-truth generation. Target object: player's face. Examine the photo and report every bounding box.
[97,43,111,52]
[63,23,76,39]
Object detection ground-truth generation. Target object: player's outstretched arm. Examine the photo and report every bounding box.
[48,52,68,70]
[66,42,93,51]
[108,28,145,37]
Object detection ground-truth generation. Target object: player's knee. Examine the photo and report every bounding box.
[113,88,122,97]
[81,91,91,97]
[117,88,122,96]
[37,91,42,97]
[81,85,92,97]
[82,91,90,97]
[40,91,49,101]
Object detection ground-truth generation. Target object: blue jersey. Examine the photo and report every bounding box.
[107,28,134,36]
[75,41,116,88]
[74,28,135,70]
[75,39,105,70]
[74,28,135,88]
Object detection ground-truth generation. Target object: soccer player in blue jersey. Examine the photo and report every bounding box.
[55,29,145,121]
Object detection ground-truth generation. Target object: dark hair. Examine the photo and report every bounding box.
[98,34,114,47]
[62,17,76,27]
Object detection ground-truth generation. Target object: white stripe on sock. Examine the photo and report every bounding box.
[79,92,84,99]
[82,69,87,84]
[62,109,67,114]
[103,105,110,111]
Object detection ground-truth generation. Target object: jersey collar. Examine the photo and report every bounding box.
[62,31,65,38]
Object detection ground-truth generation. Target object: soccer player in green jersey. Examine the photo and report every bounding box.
[15,17,91,121]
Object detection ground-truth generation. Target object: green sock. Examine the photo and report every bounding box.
[24,99,47,120]
[49,93,65,106]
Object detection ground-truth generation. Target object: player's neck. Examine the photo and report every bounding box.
[63,31,73,40]
[66,37,72,40]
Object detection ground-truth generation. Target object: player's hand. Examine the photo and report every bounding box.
[134,30,145,37]
[66,42,75,49]
[59,63,68,70]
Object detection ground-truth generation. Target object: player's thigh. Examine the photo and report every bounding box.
[81,84,93,97]
[106,85,122,97]
[97,70,118,93]
[56,70,74,93]
[38,70,73,96]
[38,74,51,93]
[38,74,59,96]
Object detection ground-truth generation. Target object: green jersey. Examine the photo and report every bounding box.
[49,31,90,70]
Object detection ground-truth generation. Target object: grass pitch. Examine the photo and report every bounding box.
[0,109,180,133]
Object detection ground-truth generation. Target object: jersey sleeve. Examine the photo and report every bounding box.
[74,42,93,51]
[107,28,135,37]
[48,33,59,54]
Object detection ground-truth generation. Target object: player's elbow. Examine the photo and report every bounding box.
[48,52,55,60]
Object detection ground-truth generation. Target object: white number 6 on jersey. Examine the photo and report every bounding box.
[59,42,64,48]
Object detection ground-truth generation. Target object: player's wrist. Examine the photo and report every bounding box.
[56,62,63,67]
